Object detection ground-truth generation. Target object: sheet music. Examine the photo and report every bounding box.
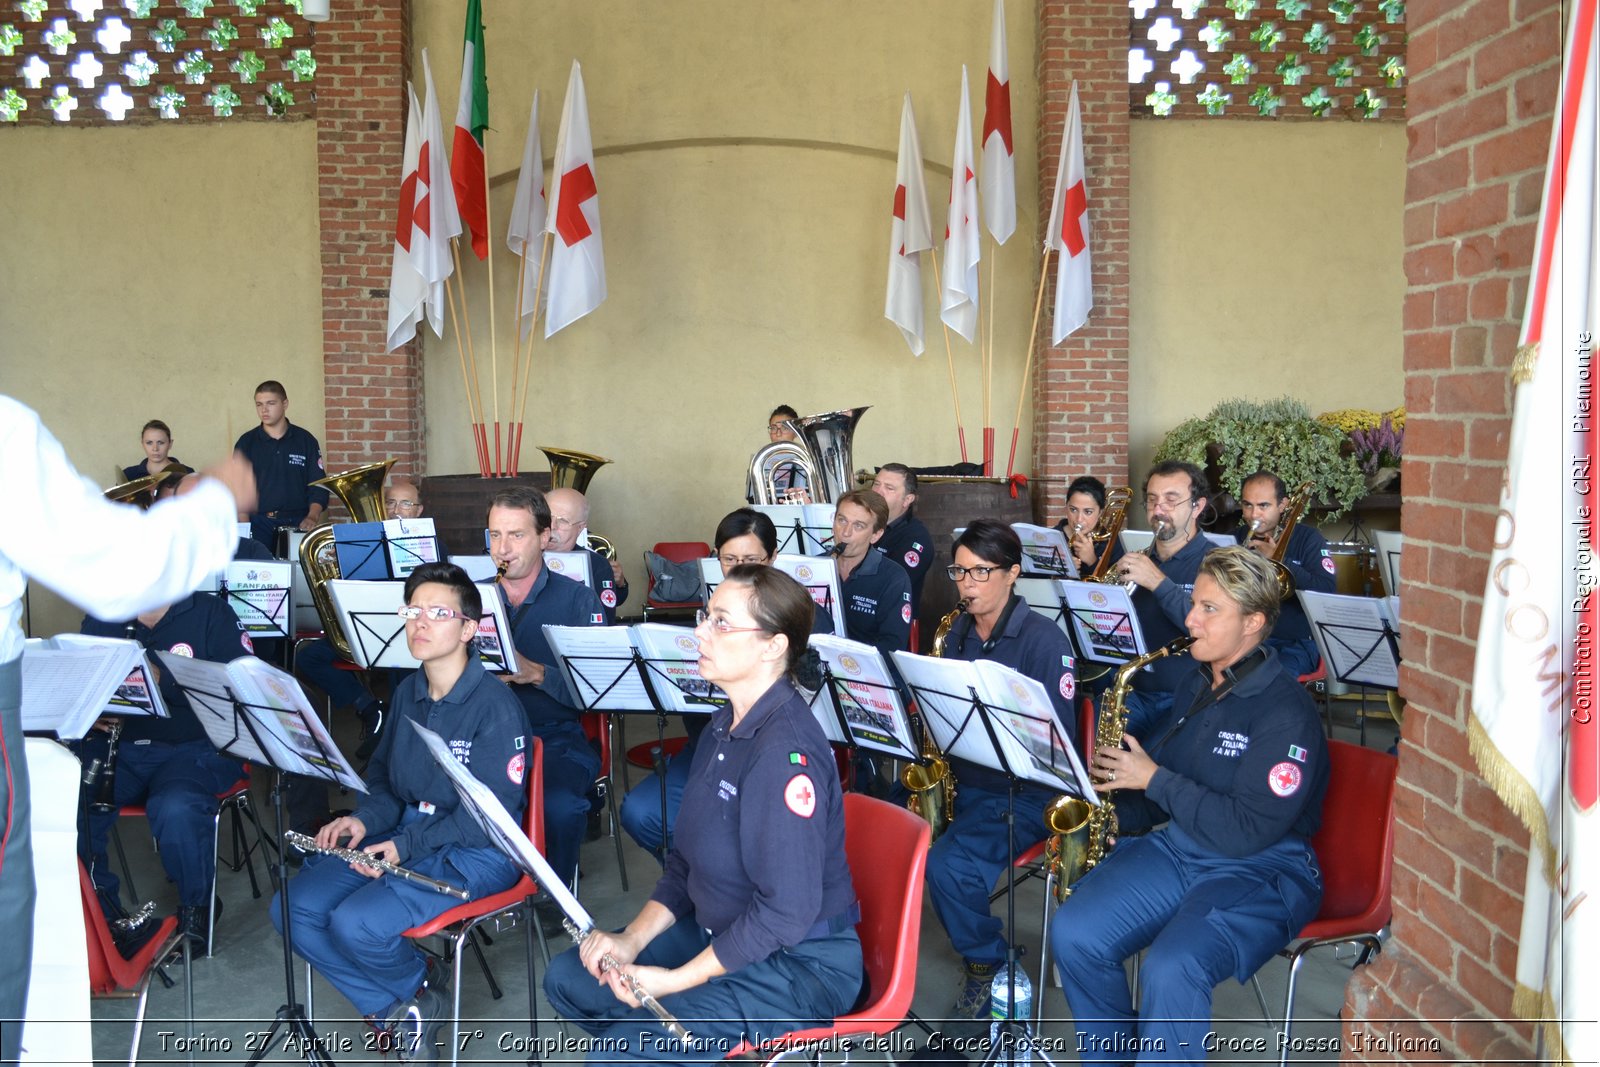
[1201,531,1235,550]
[698,558,724,603]
[221,559,293,636]
[773,553,846,635]
[44,633,170,720]
[1297,590,1401,689]
[20,636,148,738]
[332,521,390,579]
[1012,523,1073,575]
[1059,581,1147,664]
[544,550,595,589]
[631,623,725,712]
[1375,529,1402,599]
[409,720,594,928]
[751,503,836,555]
[808,634,916,757]
[1015,577,1071,637]
[330,579,515,672]
[1120,529,1154,555]
[449,554,501,582]
[543,625,652,710]
[384,517,440,578]
[971,659,1094,798]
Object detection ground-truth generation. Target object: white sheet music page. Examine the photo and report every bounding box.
[632,623,725,713]
[1296,590,1401,689]
[542,624,651,711]
[544,550,595,589]
[809,633,916,757]
[972,659,1095,797]
[1012,523,1072,575]
[20,635,145,738]
[773,553,846,635]
[1059,581,1147,664]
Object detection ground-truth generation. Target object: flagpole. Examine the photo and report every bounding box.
[483,154,502,476]
[984,248,998,476]
[507,243,528,478]
[443,269,488,478]
[511,232,553,478]
[450,237,491,478]
[1006,246,1053,479]
[927,245,969,462]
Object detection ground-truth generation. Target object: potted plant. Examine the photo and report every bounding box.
[1154,396,1369,523]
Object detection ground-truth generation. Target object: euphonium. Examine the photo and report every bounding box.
[749,440,817,505]
[901,598,967,840]
[300,458,396,660]
[1044,635,1195,902]
[538,446,612,493]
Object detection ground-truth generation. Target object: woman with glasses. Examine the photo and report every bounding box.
[273,561,528,1053]
[546,566,862,1063]
[620,509,832,859]
[925,519,1080,1020]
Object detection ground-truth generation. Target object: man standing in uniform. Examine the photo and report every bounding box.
[828,489,911,656]
[870,463,934,615]
[79,589,259,945]
[234,380,329,549]
[545,487,628,624]
[1234,470,1334,677]
[487,487,605,922]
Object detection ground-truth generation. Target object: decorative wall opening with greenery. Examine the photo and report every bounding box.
[0,0,316,124]
[1129,0,1406,120]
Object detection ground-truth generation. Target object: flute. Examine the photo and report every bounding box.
[562,920,695,1044]
[283,831,470,900]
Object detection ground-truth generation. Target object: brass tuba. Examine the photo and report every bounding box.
[1043,635,1195,902]
[749,439,817,505]
[538,446,611,493]
[299,459,396,660]
[749,407,870,505]
[901,599,966,840]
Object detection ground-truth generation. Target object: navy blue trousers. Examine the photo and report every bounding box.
[532,720,599,888]
[925,783,1051,963]
[618,736,696,862]
[294,637,377,713]
[544,919,862,1067]
[79,737,243,906]
[271,830,519,1018]
[1050,826,1322,1065]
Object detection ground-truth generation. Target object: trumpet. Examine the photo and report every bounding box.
[564,920,694,1044]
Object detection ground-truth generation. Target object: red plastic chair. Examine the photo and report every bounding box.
[581,711,629,891]
[729,794,931,1062]
[80,861,189,1067]
[643,541,712,620]
[1251,739,1397,1066]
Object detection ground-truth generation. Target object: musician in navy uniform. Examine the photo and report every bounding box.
[273,562,526,1053]
[870,463,935,615]
[827,489,912,656]
[121,418,189,486]
[545,487,628,624]
[1057,475,1109,576]
[487,487,606,907]
[1051,547,1329,1064]
[746,404,811,503]
[79,590,259,945]
[1233,470,1335,677]
[924,520,1079,1018]
[233,380,329,548]
[545,566,862,1065]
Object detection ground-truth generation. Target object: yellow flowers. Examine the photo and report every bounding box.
[1316,407,1405,434]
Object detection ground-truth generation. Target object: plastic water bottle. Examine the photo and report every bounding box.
[989,965,1034,1044]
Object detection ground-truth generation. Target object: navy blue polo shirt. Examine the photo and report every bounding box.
[943,596,1079,794]
[502,563,606,729]
[1108,533,1213,694]
[82,591,257,746]
[827,547,912,657]
[651,678,856,973]
[1232,523,1336,644]
[874,510,934,613]
[233,421,329,520]
[122,457,185,483]
[584,545,628,623]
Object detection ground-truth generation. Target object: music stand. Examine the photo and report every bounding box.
[219,561,294,639]
[806,635,917,762]
[158,655,362,1067]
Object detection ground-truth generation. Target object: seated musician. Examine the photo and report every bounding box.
[925,520,1078,1019]
[827,489,912,656]
[546,487,628,623]
[746,404,811,503]
[121,419,192,496]
[272,561,526,1052]
[1057,475,1108,576]
[1234,470,1335,677]
[1101,461,1215,728]
[1050,548,1328,1063]
[619,508,832,861]
[871,463,935,614]
[79,588,259,946]
[488,487,605,922]
[544,566,862,1060]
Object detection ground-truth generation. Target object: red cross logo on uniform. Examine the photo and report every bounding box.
[785,774,816,818]
[1268,761,1302,797]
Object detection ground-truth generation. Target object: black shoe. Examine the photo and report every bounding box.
[585,807,604,841]
[532,898,568,940]
[395,986,447,1063]
[177,895,223,947]
[357,702,387,761]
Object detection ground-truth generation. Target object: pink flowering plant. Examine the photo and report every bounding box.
[1348,417,1404,476]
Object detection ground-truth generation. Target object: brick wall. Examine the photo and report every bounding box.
[315,0,423,488]
[1342,0,1564,1058]
[1032,0,1131,520]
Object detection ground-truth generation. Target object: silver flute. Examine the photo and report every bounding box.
[563,920,695,1044]
[283,831,469,900]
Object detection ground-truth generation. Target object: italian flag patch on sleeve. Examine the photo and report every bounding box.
[789,752,808,766]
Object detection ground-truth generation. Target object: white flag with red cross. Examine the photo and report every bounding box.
[940,66,981,343]
[1045,81,1093,344]
[543,60,607,339]
[980,0,1016,245]
[885,93,933,357]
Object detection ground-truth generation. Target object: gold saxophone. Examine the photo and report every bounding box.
[1042,635,1195,902]
[900,599,967,840]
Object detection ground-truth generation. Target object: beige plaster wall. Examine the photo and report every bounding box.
[0,121,324,639]
[1127,119,1407,491]
[412,0,1045,565]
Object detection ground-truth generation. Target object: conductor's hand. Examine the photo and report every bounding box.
[201,452,258,516]
[357,839,400,879]
[1091,734,1157,793]
[1117,552,1164,591]
[579,928,638,981]
[506,651,545,688]
[316,814,366,851]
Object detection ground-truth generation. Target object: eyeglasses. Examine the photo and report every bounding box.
[694,610,767,635]
[718,554,770,567]
[947,564,1001,581]
[385,499,420,511]
[1144,494,1195,509]
[550,516,580,529]
[397,605,474,622]
[767,422,793,435]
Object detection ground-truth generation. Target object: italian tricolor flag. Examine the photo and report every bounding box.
[451,0,489,259]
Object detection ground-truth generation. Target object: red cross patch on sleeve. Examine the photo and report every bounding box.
[784,774,817,818]
[1268,761,1303,797]
[508,753,526,786]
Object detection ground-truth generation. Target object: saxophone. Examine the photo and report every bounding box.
[1042,635,1195,902]
[900,599,967,840]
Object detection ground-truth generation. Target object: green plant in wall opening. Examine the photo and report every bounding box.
[1248,84,1283,115]
[1153,396,1369,521]
[1276,0,1310,18]
[1328,56,1357,85]
[1276,54,1310,85]
[0,86,25,121]
[1378,0,1405,23]
[1224,53,1255,83]
[1146,85,1179,116]
[1302,22,1333,54]
[1302,85,1335,116]
[0,24,22,56]
[1197,83,1231,114]
[18,0,46,21]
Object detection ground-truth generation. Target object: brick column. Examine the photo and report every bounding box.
[1341,0,1563,1059]
[1032,0,1131,520]
[315,0,423,483]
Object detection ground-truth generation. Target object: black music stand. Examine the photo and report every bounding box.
[167,667,359,1067]
[812,665,917,763]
